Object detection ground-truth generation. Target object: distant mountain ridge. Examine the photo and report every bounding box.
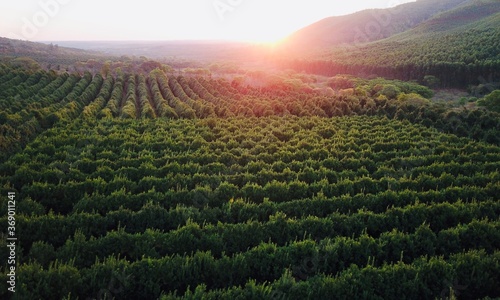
[282,0,473,50]
[388,0,500,39]
[0,36,111,69]
[0,37,101,57]
[278,0,500,87]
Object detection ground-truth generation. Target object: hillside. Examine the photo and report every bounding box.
[388,0,500,39]
[281,0,470,51]
[279,0,500,87]
[0,37,109,68]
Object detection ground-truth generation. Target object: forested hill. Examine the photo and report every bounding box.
[388,0,500,39]
[281,0,470,50]
[279,0,500,87]
[0,37,110,70]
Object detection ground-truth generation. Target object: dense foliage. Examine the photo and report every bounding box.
[1,64,500,298]
[0,115,499,299]
[1,2,499,298]
[1,67,500,162]
[280,2,500,88]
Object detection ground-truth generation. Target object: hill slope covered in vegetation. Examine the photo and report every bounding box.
[282,0,471,50]
[279,0,500,87]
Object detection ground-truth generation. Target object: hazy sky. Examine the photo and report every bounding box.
[1,0,416,43]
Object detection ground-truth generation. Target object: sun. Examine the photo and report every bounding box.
[244,36,286,46]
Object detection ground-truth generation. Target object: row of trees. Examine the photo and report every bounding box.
[4,186,499,257]
[1,116,499,299]
[280,27,500,88]
[160,250,500,300]
[3,245,499,298]
[2,67,500,161]
[13,206,500,270]
[0,70,84,159]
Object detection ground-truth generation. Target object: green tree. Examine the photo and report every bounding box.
[423,75,440,88]
[379,84,401,99]
[477,90,500,112]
